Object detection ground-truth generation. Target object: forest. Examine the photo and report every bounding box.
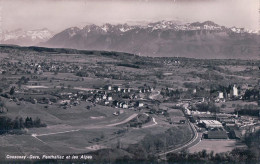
[0,116,46,134]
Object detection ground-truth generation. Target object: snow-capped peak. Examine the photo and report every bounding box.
[230,27,258,34]
[26,28,53,40]
[0,28,54,46]
[101,24,112,32]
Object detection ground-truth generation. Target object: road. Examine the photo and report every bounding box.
[32,129,80,137]
[106,113,138,127]
[30,113,139,138]
[149,90,160,99]
[142,113,158,128]
[158,120,200,156]
[158,103,200,157]
[29,103,199,158]
[30,113,139,145]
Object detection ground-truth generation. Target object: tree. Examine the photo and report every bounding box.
[33,117,41,127]
[9,86,15,95]
[19,117,25,129]
[13,117,21,129]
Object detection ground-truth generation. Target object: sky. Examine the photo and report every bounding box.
[0,0,258,32]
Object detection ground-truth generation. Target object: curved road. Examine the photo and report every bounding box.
[158,120,199,157]
[106,113,138,127]
[149,90,161,99]
[30,103,200,158]
[31,113,139,137]
[158,104,200,157]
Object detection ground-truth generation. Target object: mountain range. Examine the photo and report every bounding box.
[1,21,259,59]
[0,28,53,46]
[41,21,259,59]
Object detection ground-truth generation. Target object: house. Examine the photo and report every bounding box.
[122,103,128,109]
[230,85,238,97]
[104,85,112,91]
[218,92,224,99]
[107,85,112,91]
[136,101,144,107]
[114,86,121,92]
[107,96,113,101]
[119,102,123,108]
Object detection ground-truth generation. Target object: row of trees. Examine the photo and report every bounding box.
[166,148,258,163]
[0,116,46,134]
[244,89,259,100]
[85,146,257,163]
[234,103,259,116]
[191,102,220,113]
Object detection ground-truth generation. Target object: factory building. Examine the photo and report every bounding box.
[202,120,223,128]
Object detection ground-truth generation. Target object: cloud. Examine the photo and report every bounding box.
[0,0,258,32]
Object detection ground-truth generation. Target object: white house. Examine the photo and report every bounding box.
[123,103,128,109]
[218,92,224,99]
[107,96,113,101]
[230,85,238,97]
[138,102,144,107]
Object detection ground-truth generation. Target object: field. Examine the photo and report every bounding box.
[0,96,187,159]
[0,108,184,159]
[188,139,247,154]
[0,46,259,161]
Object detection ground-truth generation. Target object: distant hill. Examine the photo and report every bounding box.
[41,21,259,59]
[0,45,134,58]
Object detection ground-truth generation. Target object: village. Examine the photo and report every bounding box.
[0,46,259,161]
[1,57,259,141]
